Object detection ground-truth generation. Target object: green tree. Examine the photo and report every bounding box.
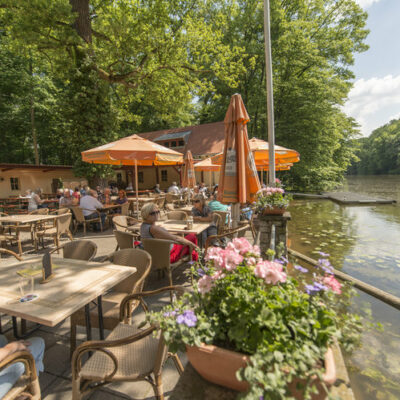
[197,0,369,191]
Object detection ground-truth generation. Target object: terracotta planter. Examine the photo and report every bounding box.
[262,206,287,215]
[186,344,336,398]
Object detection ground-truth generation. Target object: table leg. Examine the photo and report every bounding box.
[12,317,40,339]
[97,295,105,340]
[84,304,92,341]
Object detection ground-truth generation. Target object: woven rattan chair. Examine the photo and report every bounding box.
[0,228,22,256]
[35,213,73,250]
[56,207,71,215]
[165,193,180,207]
[71,286,185,400]
[114,230,140,251]
[212,210,231,234]
[0,248,22,261]
[70,248,152,354]
[142,238,190,289]
[49,240,97,260]
[155,196,166,213]
[204,224,250,251]
[112,215,140,233]
[166,211,187,221]
[29,208,49,216]
[71,207,102,235]
[0,350,41,400]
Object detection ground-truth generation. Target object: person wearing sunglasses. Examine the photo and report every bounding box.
[140,203,199,263]
[191,194,218,244]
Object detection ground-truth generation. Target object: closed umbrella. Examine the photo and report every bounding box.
[217,94,261,227]
[82,134,183,215]
[182,150,196,188]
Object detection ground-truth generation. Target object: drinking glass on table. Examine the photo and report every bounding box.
[18,275,36,302]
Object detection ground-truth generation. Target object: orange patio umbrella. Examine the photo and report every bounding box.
[182,150,196,189]
[217,94,261,226]
[194,157,220,172]
[82,134,183,215]
[211,137,300,167]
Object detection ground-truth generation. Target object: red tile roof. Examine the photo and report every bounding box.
[137,121,225,158]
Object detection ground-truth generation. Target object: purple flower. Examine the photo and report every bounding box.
[318,251,330,257]
[305,281,327,295]
[176,310,197,327]
[274,258,284,265]
[294,265,308,273]
[163,310,177,317]
[280,256,289,264]
[197,267,207,277]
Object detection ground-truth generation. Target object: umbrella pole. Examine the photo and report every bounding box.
[263,0,276,185]
[135,160,139,218]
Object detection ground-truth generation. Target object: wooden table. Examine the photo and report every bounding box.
[177,206,193,215]
[156,220,211,236]
[0,214,60,225]
[0,257,136,339]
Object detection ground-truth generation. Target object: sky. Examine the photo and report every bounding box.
[344,0,400,137]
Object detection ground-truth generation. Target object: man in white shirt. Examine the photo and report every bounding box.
[167,182,180,194]
[80,190,105,230]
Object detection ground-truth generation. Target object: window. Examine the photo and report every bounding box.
[178,140,184,146]
[161,170,168,182]
[171,141,177,147]
[10,177,20,191]
[164,142,170,147]
[116,173,122,183]
[138,171,144,183]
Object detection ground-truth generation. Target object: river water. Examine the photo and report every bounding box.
[287,175,400,400]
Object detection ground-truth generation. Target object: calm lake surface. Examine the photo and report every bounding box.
[287,175,400,400]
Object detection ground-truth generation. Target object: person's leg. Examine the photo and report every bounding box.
[181,233,199,261]
[170,244,184,263]
[28,337,45,374]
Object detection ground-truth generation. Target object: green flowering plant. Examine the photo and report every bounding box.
[256,179,292,212]
[148,240,362,399]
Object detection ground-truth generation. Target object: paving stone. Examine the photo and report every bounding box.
[39,371,58,393]
[43,338,71,376]
[42,376,73,400]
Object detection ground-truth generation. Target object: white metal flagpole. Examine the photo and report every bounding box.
[263,0,276,185]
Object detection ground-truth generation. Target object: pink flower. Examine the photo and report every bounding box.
[230,237,253,255]
[198,275,213,294]
[254,260,287,285]
[323,275,342,294]
[211,270,226,280]
[275,178,281,184]
[205,247,225,270]
[252,245,261,256]
[277,188,284,194]
[224,249,243,271]
[247,256,257,265]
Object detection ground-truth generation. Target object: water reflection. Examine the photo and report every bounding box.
[287,176,400,400]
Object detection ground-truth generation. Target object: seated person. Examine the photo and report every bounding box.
[116,189,128,205]
[102,188,112,205]
[191,194,218,243]
[167,182,180,195]
[59,189,77,207]
[72,187,81,202]
[80,190,106,229]
[0,335,45,398]
[28,189,45,212]
[153,184,161,194]
[208,194,230,223]
[140,203,199,263]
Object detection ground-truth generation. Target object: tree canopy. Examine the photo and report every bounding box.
[0,0,369,190]
[348,118,400,175]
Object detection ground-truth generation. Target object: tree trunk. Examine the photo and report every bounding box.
[70,0,92,44]
[29,59,39,165]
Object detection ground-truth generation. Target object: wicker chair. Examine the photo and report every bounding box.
[142,238,190,288]
[165,193,180,207]
[35,213,73,250]
[212,210,231,234]
[155,196,166,214]
[166,211,187,221]
[112,215,140,233]
[0,248,22,261]
[0,228,22,256]
[70,248,152,354]
[204,224,250,251]
[114,230,140,251]
[49,240,97,261]
[71,207,103,235]
[56,207,71,215]
[0,350,41,400]
[71,286,185,400]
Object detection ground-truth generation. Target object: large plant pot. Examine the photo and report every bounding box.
[186,344,336,398]
[262,206,287,215]
[186,344,250,391]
